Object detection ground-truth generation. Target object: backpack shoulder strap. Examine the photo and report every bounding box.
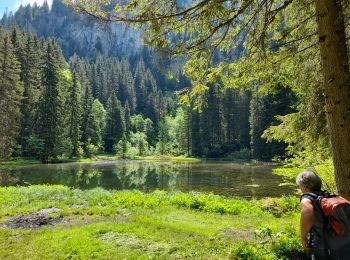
[300,192,318,202]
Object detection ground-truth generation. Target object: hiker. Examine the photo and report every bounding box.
[297,170,350,260]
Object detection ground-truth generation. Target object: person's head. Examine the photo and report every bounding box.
[296,170,322,193]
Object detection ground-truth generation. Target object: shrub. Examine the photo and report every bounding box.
[25,135,45,159]
[87,143,99,157]
[254,225,304,259]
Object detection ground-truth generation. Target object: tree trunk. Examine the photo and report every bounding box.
[315,0,350,199]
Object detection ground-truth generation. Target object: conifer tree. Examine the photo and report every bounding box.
[11,27,24,61]
[124,101,131,138]
[19,33,42,154]
[175,108,192,156]
[191,110,201,156]
[79,64,94,155]
[104,93,125,152]
[38,40,61,161]
[134,59,148,114]
[250,86,294,160]
[67,71,82,157]
[0,33,23,160]
[157,120,170,155]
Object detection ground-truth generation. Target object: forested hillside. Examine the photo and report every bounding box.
[0,0,300,161]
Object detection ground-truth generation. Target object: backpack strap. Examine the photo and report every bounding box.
[301,192,335,255]
[300,191,336,202]
[300,192,319,202]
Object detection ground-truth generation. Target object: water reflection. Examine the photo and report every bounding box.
[0,161,296,198]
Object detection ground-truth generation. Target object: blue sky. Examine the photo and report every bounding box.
[0,0,52,16]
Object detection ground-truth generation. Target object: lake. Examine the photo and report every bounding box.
[0,160,296,198]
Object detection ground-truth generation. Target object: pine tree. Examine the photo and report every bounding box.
[0,33,23,160]
[124,101,131,138]
[123,60,137,113]
[104,93,125,152]
[191,110,201,156]
[134,59,147,114]
[200,86,224,157]
[19,33,42,154]
[250,86,295,160]
[95,55,108,104]
[38,40,61,161]
[79,62,94,155]
[67,71,82,157]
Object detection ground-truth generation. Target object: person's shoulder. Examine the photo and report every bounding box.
[300,192,317,202]
[300,197,313,206]
[300,195,314,211]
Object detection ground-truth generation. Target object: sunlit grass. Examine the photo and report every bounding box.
[0,185,303,259]
[273,158,336,192]
[136,156,201,163]
[0,158,40,168]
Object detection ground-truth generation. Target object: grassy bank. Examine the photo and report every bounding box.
[273,159,336,192]
[0,157,99,168]
[0,185,303,259]
[0,158,41,167]
[0,155,201,168]
[136,156,202,163]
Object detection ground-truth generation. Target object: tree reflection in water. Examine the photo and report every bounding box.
[1,161,296,198]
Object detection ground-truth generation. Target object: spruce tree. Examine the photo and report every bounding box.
[124,101,131,138]
[38,40,61,161]
[104,93,125,152]
[134,59,147,114]
[19,33,42,154]
[67,71,82,157]
[200,86,224,157]
[79,63,94,155]
[0,33,23,160]
[250,86,294,160]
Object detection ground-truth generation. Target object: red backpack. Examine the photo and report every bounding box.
[305,192,350,250]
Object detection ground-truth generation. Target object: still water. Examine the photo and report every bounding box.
[0,160,296,198]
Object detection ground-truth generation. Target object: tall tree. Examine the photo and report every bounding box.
[249,86,294,160]
[0,33,23,160]
[38,40,61,161]
[67,0,350,198]
[73,59,94,156]
[124,101,131,138]
[90,99,106,149]
[67,71,82,157]
[104,93,125,152]
[18,33,42,154]
[314,0,350,198]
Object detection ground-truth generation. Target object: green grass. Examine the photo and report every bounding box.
[136,155,201,163]
[0,155,201,168]
[0,158,41,167]
[0,154,116,168]
[273,158,336,192]
[0,185,304,259]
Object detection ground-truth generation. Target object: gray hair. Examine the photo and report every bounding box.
[296,170,322,192]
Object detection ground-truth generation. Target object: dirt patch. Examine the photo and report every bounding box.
[99,232,173,253]
[3,208,61,229]
[219,228,255,241]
